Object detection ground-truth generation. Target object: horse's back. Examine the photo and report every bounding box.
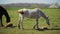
[24,8,40,18]
[19,8,46,18]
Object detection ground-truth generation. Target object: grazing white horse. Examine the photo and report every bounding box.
[18,8,50,29]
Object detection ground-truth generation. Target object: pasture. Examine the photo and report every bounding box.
[0,8,60,34]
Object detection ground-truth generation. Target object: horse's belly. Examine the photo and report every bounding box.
[27,14,37,18]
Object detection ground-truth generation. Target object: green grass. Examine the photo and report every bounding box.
[0,8,60,34]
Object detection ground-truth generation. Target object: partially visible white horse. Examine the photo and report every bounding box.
[18,8,50,29]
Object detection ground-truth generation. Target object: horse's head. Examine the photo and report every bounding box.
[46,17,50,25]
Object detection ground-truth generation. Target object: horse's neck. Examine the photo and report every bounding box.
[40,12,47,19]
[42,15,47,19]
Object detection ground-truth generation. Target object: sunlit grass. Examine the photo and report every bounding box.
[0,8,60,34]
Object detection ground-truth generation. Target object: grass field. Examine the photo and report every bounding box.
[0,8,60,34]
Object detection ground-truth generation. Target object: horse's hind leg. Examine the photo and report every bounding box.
[18,20,20,29]
[18,20,24,29]
[18,15,24,29]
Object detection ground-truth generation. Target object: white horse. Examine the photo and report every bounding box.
[18,8,50,29]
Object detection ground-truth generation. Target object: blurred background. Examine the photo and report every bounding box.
[0,0,60,8]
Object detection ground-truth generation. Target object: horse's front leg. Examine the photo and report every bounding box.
[18,15,24,29]
[33,17,39,29]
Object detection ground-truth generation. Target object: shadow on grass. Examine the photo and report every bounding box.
[23,27,60,31]
[38,27,60,31]
[3,25,60,31]
[22,28,44,31]
[47,27,60,30]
